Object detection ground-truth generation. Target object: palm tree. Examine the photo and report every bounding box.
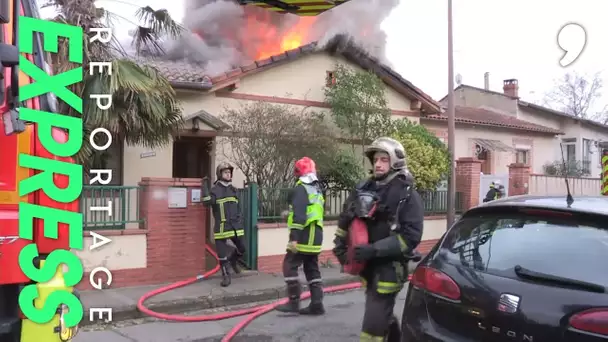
[43,0,185,165]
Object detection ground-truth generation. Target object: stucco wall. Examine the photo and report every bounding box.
[73,232,147,272]
[423,121,556,175]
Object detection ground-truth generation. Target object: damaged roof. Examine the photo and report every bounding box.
[423,106,563,134]
[143,41,441,114]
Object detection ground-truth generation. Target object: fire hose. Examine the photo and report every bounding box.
[136,243,414,341]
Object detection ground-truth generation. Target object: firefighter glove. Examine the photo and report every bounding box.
[353,244,376,261]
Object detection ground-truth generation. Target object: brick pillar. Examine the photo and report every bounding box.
[138,177,207,284]
[508,163,530,196]
[456,157,482,210]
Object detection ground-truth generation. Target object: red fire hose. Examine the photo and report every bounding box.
[137,244,412,341]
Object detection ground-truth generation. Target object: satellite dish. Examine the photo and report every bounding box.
[455,74,462,85]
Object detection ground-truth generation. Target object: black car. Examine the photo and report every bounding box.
[402,195,608,342]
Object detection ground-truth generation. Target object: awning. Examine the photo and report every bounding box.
[183,110,231,130]
[473,138,515,152]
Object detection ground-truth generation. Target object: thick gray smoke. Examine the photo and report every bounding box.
[164,0,399,76]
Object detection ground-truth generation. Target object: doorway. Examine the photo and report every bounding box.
[172,137,213,179]
[475,144,492,174]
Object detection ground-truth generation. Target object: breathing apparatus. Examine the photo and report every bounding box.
[343,137,409,275]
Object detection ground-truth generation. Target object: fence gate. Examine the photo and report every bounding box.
[479,174,509,205]
[236,183,259,270]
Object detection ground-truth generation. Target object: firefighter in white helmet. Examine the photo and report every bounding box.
[333,137,424,341]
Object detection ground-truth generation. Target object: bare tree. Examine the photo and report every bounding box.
[543,71,608,122]
[217,101,336,189]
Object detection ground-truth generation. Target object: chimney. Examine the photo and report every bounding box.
[484,72,490,90]
[503,79,519,98]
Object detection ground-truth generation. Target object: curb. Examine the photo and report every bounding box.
[81,275,360,326]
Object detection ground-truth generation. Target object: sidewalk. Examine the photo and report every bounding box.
[79,267,360,326]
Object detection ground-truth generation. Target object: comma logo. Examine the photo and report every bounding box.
[557,23,587,67]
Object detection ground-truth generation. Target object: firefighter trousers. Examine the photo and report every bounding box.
[360,288,400,341]
[282,251,322,285]
[215,234,246,266]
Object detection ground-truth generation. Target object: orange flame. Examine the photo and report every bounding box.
[248,16,316,60]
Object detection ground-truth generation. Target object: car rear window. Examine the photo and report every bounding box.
[438,208,608,286]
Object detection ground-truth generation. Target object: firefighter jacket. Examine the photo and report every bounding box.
[483,185,503,202]
[202,181,244,240]
[286,180,325,255]
[334,174,424,294]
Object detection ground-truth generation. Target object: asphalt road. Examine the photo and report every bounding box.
[74,288,407,342]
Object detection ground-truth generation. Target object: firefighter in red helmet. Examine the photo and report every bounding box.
[275,157,326,315]
[333,137,424,341]
[202,162,247,287]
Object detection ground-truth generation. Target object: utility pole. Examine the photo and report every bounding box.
[446,0,456,227]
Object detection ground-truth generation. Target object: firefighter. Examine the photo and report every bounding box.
[202,162,247,287]
[275,157,326,315]
[332,137,424,342]
[483,180,504,202]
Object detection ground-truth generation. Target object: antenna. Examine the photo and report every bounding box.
[559,143,574,207]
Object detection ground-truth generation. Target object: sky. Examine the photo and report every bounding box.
[38,0,608,105]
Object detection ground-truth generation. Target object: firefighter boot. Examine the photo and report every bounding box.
[386,315,401,342]
[275,281,301,314]
[229,252,242,274]
[220,262,231,287]
[299,281,325,315]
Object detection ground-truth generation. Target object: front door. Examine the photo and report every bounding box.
[172,137,212,179]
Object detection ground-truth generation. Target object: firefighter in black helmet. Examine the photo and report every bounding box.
[202,162,247,287]
[333,137,424,341]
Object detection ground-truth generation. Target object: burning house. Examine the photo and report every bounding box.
[77,0,449,280]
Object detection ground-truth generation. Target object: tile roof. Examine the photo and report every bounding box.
[140,39,441,113]
[443,84,608,131]
[423,106,563,134]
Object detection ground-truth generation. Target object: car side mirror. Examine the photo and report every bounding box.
[0,43,18,67]
[0,1,8,24]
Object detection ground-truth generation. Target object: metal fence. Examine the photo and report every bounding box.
[80,186,143,230]
[257,187,463,223]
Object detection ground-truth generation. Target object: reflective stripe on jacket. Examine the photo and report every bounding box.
[287,180,324,254]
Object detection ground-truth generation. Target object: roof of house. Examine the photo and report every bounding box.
[443,84,608,131]
[142,39,442,114]
[422,106,563,134]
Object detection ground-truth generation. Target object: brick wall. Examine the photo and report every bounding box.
[257,239,440,274]
[508,163,531,196]
[456,157,482,210]
[77,178,208,290]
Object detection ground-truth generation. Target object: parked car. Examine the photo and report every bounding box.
[402,195,608,342]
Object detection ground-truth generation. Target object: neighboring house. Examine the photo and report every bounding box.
[443,79,608,178]
[422,105,562,176]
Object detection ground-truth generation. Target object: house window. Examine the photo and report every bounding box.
[562,138,576,163]
[515,149,529,164]
[326,71,336,87]
[84,139,124,186]
[582,138,592,175]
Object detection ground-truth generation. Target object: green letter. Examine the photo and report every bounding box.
[19,58,83,113]
[19,108,83,157]
[19,16,83,63]
[18,285,83,328]
[18,245,84,285]
[19,155,83,203]
[18,203,83,249]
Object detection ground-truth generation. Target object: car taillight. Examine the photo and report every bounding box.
[569,308,608,336]
[410,266,461,300]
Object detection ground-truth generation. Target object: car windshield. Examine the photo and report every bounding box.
[438,209,608,287]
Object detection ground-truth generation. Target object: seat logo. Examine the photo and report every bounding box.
[497,293,520,313]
